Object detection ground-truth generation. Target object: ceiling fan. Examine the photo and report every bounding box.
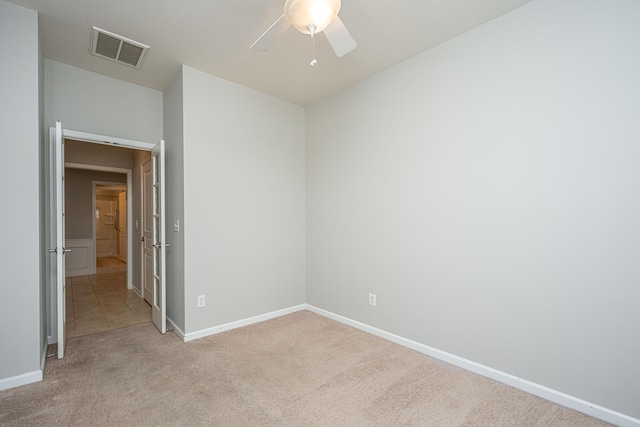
[250,0,357,60]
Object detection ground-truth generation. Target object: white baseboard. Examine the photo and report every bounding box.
[305,305,640,427]
[0,370,43,392]
[167,316,186,341]
[183,304,306,343]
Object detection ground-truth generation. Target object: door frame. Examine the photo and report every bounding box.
[85,172,132,283]
[48,127,157,345]
[92,181,129,279]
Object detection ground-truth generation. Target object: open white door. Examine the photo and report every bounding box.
[151,140,166,333]
[142,159,154,305]
[50,121,66,358]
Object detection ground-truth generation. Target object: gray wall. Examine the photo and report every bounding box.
[65,169,126,239]
[0,0,42,383]
[181,66,306,334]
[306,0,640,419]
[5,0,636,421]
[163,68,186,331]
[44,60,162,142]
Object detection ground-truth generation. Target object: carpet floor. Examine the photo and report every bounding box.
[0,311,611,426]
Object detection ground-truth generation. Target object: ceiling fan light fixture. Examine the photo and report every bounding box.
[284,0,341,35]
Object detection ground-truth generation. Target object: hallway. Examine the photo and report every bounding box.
[65,257,151,338]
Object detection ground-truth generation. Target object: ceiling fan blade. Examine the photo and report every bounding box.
[323,16,357,57]
[250,14,291,52]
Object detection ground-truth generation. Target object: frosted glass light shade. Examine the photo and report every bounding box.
[284,0,341,34]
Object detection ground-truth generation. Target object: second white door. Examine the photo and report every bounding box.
[142,159,154,305]
[117,191,127,262]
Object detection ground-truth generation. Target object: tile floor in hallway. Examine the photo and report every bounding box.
[66,257,152,338]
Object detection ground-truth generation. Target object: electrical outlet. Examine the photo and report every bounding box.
[197,295,205,308]
[174,219,180,232]
[369,293,377,307]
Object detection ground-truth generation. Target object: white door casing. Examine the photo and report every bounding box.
[50,121,66,359]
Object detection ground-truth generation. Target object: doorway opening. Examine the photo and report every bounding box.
[63,154,151,339]
[48,124,166,359]
[95,183,127,263]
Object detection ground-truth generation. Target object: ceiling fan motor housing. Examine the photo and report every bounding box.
[284,0,341,34]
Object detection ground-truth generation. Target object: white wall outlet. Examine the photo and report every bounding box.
[135,220,139,229]
[174,219,180,232]
[197,295,205,308]
[369,293,377,307]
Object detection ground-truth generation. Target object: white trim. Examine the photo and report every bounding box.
[183,305,306,343]
[0,370,43,392]
[63,129,156,151]
[167,317,186,341]
[305,305,640,427]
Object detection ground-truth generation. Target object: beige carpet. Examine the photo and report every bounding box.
[0,311,611,426]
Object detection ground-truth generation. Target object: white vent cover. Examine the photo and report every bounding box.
[91,27,149,68]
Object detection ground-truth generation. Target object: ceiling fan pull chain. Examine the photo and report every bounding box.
[308,24,317,67]
[310,36,317,67]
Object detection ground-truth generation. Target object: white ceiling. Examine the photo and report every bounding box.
[10,0,532,106]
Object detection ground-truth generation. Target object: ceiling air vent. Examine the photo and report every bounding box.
[91,27,149,68]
